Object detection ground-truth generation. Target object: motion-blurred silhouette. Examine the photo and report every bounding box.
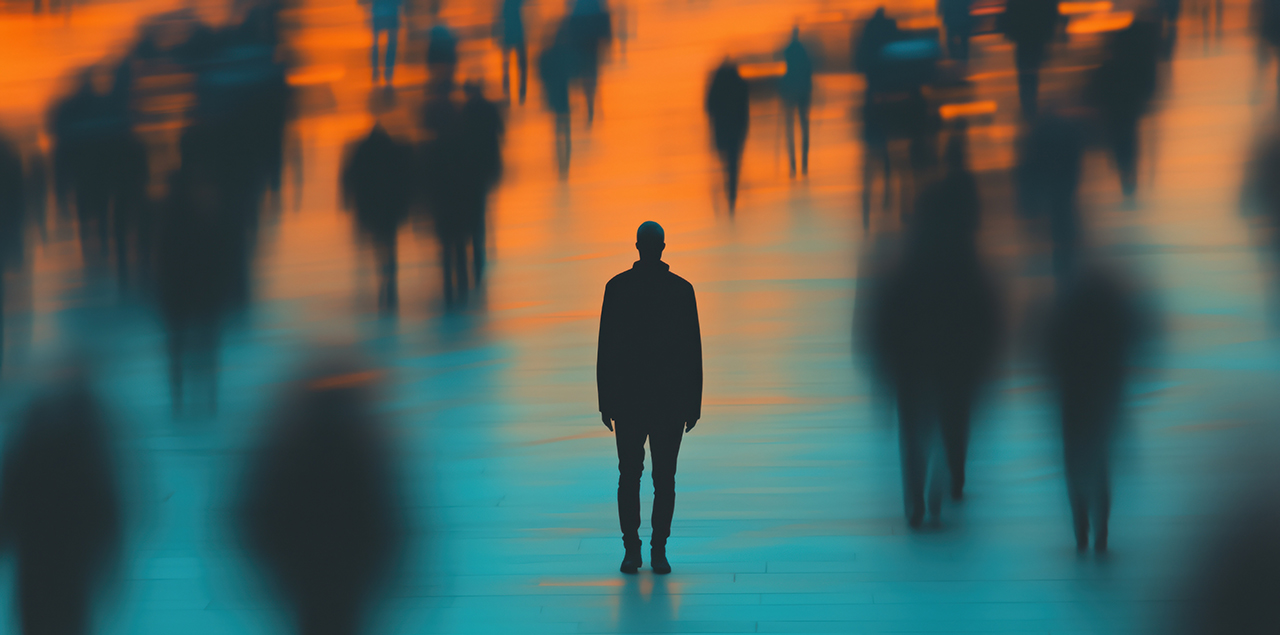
[706,60,749,212]
[240,357,404,635]
[939,0,974,60]
[999,0,1059,118]
[779,26,813,178]
[538,31,573,177]
[1017,112,1085,276]
[0,371,121,635]
[459,81,504,282]
[1254,0,1280,95]
[0,134,33,368]
[1043,262,1150,552]
[563,0,613,125]
[1087,20,1160,200]
[598,222,702,575]
[364,0,403,85]
[497,0,528,103]
[342,124,417,312]
[860,134,1002,526]
[854,7,901,98]
[427,23,460,97]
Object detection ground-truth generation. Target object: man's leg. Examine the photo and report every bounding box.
[799,98,811,175]
[898,388,928,527]
[940,388,973,500]
[614,419,647,553]
[371,26,382,82]
[648,421,685,551]
[516,42,528,104]
[784,100,797,177]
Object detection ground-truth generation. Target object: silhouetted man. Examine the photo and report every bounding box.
[342,124,416,311]
[706,60,749,211]
[1000,0,1059,117]
[0,371,121,635]
[780,26,813,177]
[861,137,1002,526]
[1045,262,1149,552]
[597,221,702,575]
[241,357,403,635]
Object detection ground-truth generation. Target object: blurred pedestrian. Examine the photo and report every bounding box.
[0,370,121,635]
[1087,20,1160,200]
[705,60,749,212]
[860,135,1002,526]
[999,0,1059,118]
[497,0,528,103]
[342,124,417,312]
[427,23,459,97]
[539,33,573,177]
[458,80,504,282]
[564,0,613,125]
[363,0,403,85]
[854,7,901,98]
[598,222,702,575]
[779,26,813,177]
[1254,0,1280,96]
[939,0,974,60]
[1016,111,1085,277]
[240,357,404,635]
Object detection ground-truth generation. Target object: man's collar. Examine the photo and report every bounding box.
[632,259,670,272]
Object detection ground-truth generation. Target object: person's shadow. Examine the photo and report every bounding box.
[615,574,677,633]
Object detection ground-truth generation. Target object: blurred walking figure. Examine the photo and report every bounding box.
[705,60,749,212]
[1087,20,1160,200]
[458,80,504,282]
[363,0,403,85]
[1016,111,1085,277]
[1253,0,1280,97]
[1157,0,1182,59]
[999,0,1059,118]
[539,32,573,177]
[860,135,1002,526]
[241,357,404,635]
[427,23,459,97]
[342,124,417,312]
[598,222,702,575]
[1044,262,1150,552]
[779,26,813,178]
[564,0,612,125]
[854,7,901,98]
[496,0,528,103]
[939,0,974,60]
[0,370,121,635]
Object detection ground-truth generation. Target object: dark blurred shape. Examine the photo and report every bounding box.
[1254,0,1280,92]
[563,0,613,125]
[1016,111,1085,276]
[49,68,150,283]
[0,133,38,368]
[999,0,1060,118]
[1043,262,1151,552]
[427,23,460,96]
[240,355,404,635]
[538,30,573,177]
[1086,20,1161,200]
[497,0,528,103]
[342,124,417,312]
[598,222,702,572]
[854,7,901,97]
[705,60,749,212]
[365,0,404,85]
[779,26,813,178]
[938,0,974,60]
[859,134,1002,526]
[0,370,121,635]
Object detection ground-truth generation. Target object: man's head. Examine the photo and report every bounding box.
[636,221,665,261]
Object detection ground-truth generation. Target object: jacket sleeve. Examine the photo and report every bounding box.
[596,281,619,416]
[684,283,703,422]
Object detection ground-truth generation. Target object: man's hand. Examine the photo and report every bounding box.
[601,414,614,431]
[685,420,697,433]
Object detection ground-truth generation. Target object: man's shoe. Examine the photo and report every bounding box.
[620,550,642,574]
[651,549,671,575]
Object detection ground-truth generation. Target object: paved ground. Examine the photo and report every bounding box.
[0,0,1278,633]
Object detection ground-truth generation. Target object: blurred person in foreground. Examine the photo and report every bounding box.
[598,221,702,575]
[1043,259,1153,552]
[1086,19,1161,201]
[999,0,1060,118]
[240,355,404,635]
[779,26,814,178]
[0,367,121,635]
[0,133,37,368]
[342,123,417,312]
[705,59,749,212]
[859,132,1002,526]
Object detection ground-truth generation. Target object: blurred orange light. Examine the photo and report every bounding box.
[739,62,787,80]
[940,101,998,120]
[1066,11,1134,33]
[1059,1,1113,15]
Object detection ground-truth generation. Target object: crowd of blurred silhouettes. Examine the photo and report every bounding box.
[0,0,1279,632]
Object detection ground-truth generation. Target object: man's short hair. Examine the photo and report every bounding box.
[637,221,664,246]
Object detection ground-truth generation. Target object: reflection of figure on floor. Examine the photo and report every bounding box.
[342,124,417,312]
[241,357,404,635]
[938,0,974,60]
[706,59,749,212]
[538,32,573,177]
[1087,20,1160,200]
[497,0,528,103]
[1017,112,1085,277]
[999,0,1059,118]
[860,138,1002,526]
[1044,262,1150,552]
[598,222,702,575]
[0,370,121,635]
[779,26,813,178]
[364,0,403,84]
